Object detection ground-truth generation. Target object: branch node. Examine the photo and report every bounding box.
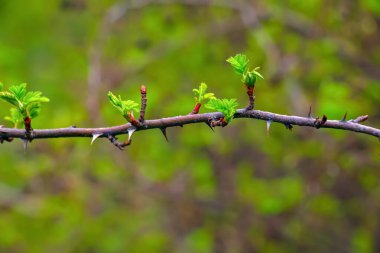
[208,117,228,127]
[314,115,327,129]
[24,117,34,142]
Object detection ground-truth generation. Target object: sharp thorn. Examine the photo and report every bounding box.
[266,120,272,135]
[205,122,214,132]
[91,133,102,145]
[22,139,28,153]
[127,126,137,141]
[160,128,169,142]
[307,105,312,118]
[284,123,293,131]
[341,112,347,122]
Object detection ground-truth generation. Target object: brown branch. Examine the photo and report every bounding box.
[1,110,379,144]
[138,85,147,123]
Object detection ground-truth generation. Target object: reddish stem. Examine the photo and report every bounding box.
[24,117,33,140]
[245,85,255,110]
[190,103,202,114]
[128,113,140,127]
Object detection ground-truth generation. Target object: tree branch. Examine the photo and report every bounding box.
[1,109,379,145]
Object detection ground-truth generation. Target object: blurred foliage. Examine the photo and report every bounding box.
[0,0,379,252]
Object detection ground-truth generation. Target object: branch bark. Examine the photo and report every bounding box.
[1,109,379,143]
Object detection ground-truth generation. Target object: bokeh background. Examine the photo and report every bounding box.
[1,0,380,252]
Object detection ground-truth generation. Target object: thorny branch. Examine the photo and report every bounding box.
[1,109,379,149]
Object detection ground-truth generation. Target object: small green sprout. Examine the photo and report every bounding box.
[190,82,215,114]
[0,83,49,128]
[205,98,239,124]
[193,82,215,104]
[107,91,139,123]
[226,53,263,87]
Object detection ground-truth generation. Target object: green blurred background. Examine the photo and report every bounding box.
[0,0,380,252]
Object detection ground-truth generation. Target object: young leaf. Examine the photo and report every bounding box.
[193,82,215,104]
[0,91,20,107]
[9,83,27,101]
[227,54,264,87]
[107,91,139,122]
[0,83,49,121]
[205,98,239,123]
[4,108,23,128]
[226,54,249,75]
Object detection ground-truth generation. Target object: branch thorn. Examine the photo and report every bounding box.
[266,120,272,135]
[205,122,215,132]
[160,128,169,142]
[314,115,327,129]
[127,126,137,141]
[307,105,312,118]
[341,112,347,122]
[91,133,102,145]
[284,123,293,131]
[22,139,28,153]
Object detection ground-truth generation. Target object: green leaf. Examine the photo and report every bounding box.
[0,91,20,107]
[4,108,23,128]
[0,82,3,91]
[107,91,139,122]
[205,98,238,123]
[226,54,249,75]
[227,54,264,87]
[9,83,27,100]
[0,83,49,122]
[253,67,264,80]
[28,103,41,119]
[23,91,50,104]
[193,82,215,104]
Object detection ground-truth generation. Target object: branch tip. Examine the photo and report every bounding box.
[138,84,147,124]
[351,115,369,123]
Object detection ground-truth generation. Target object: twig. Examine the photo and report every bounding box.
[138,85,147,123]
[1,110,379,143]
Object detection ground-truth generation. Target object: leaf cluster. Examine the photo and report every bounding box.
[226,53,264,87]
[0,83,49,127]
[107,91,139,122]
[205,98,239,123]
[193,82,215,104]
